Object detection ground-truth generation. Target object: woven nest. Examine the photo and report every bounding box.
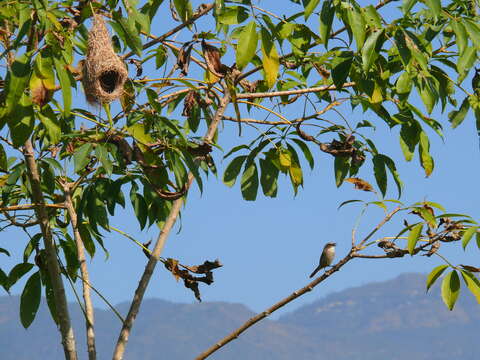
[82,15,128,104]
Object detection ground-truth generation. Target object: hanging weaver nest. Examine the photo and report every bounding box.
[81,14,128,104]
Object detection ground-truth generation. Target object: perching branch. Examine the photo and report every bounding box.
[64,184,97,360]
[111,93,231,360]
[23,139,78,360]
[195,206,403,359]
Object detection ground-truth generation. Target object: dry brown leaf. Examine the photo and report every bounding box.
[345,178,374,192]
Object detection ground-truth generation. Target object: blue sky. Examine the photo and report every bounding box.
[2,0,480,319]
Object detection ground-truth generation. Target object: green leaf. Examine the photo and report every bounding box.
[460,270,480,304]
[407,223,423,255]
[40,268,58,324]
[0,269,8,292]
[464,19,480,50]
[288,161,303,195]
[399,120,420,161]
[461,226,478,250]
[127,123,155,144]
[449,96,470,128]
[8,93,34,147]
[130,192,148,230]
[73,143,93,174]
[20,271,41,328]
[457,47,477,82]
[303,0,320,20]
[38,106,61,144]
[95,144,113,176]
[441,270,460,311]
[396,72,412,94]
[236,21,258,70]
[173,0,193,23]
[111,16,143,56]
[1,53,31,127]
[53,57,72,117]
[319,0,334,47]
[217,6,248,25]
[424,0,441,18]
[241,161,259,201]
[402,0,416,14]
[334,156,349,187]
[260,28,279,89]
[0,143,8,171]
[361,29,384,72]
[223,155,247,187]
[337,199,363,210]
[381,155,403,198]
[419,131,434,177]
[372,155,387,197]
[291,138,314,169]
[331,51,353,90]
[426,265,448,291]
[347,5,366,50]
[259,158,278,197]
[59,239,79,280]
[451,20,467,56]
[7,263,34,291]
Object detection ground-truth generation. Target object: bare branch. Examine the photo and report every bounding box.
[111,93,231,360]
[64,185,97,360]
[195,252,354,360]
[236,83,355,100]
[23,140,78,360]
[0,203,66,212]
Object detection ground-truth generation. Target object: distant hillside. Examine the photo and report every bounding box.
[1,273,479,359]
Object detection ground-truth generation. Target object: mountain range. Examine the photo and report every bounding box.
[1,273,479,359]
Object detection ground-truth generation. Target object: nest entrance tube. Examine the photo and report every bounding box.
[82,15,128,104]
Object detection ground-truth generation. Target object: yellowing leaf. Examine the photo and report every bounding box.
[260,28,279,89]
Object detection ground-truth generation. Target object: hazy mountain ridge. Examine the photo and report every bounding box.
[1,273,478,359]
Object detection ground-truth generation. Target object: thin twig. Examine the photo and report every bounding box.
[356,207,403,248]
[111,93,231,360]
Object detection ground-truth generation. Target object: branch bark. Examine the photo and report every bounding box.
[111,93,231,360]
[64,186,96,360]
[23,139,78,360]
[236,82,355,99]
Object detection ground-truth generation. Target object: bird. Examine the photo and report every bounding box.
[472,67,480,96]
[309,242,336,278]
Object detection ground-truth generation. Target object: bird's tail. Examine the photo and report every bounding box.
[309,266,321,278]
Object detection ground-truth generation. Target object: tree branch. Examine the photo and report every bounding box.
[0,203,66,211]
[111,93,231,360]
[195,205,402,359]
[195,253,355,360]
[64,186,96,360]
[236,82,355,99]
[23,139,78,360]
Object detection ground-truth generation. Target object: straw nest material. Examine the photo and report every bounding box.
[82,15,128,104]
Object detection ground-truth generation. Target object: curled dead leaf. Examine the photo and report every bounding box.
[201,39,227,78]
[345,178,374,192]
